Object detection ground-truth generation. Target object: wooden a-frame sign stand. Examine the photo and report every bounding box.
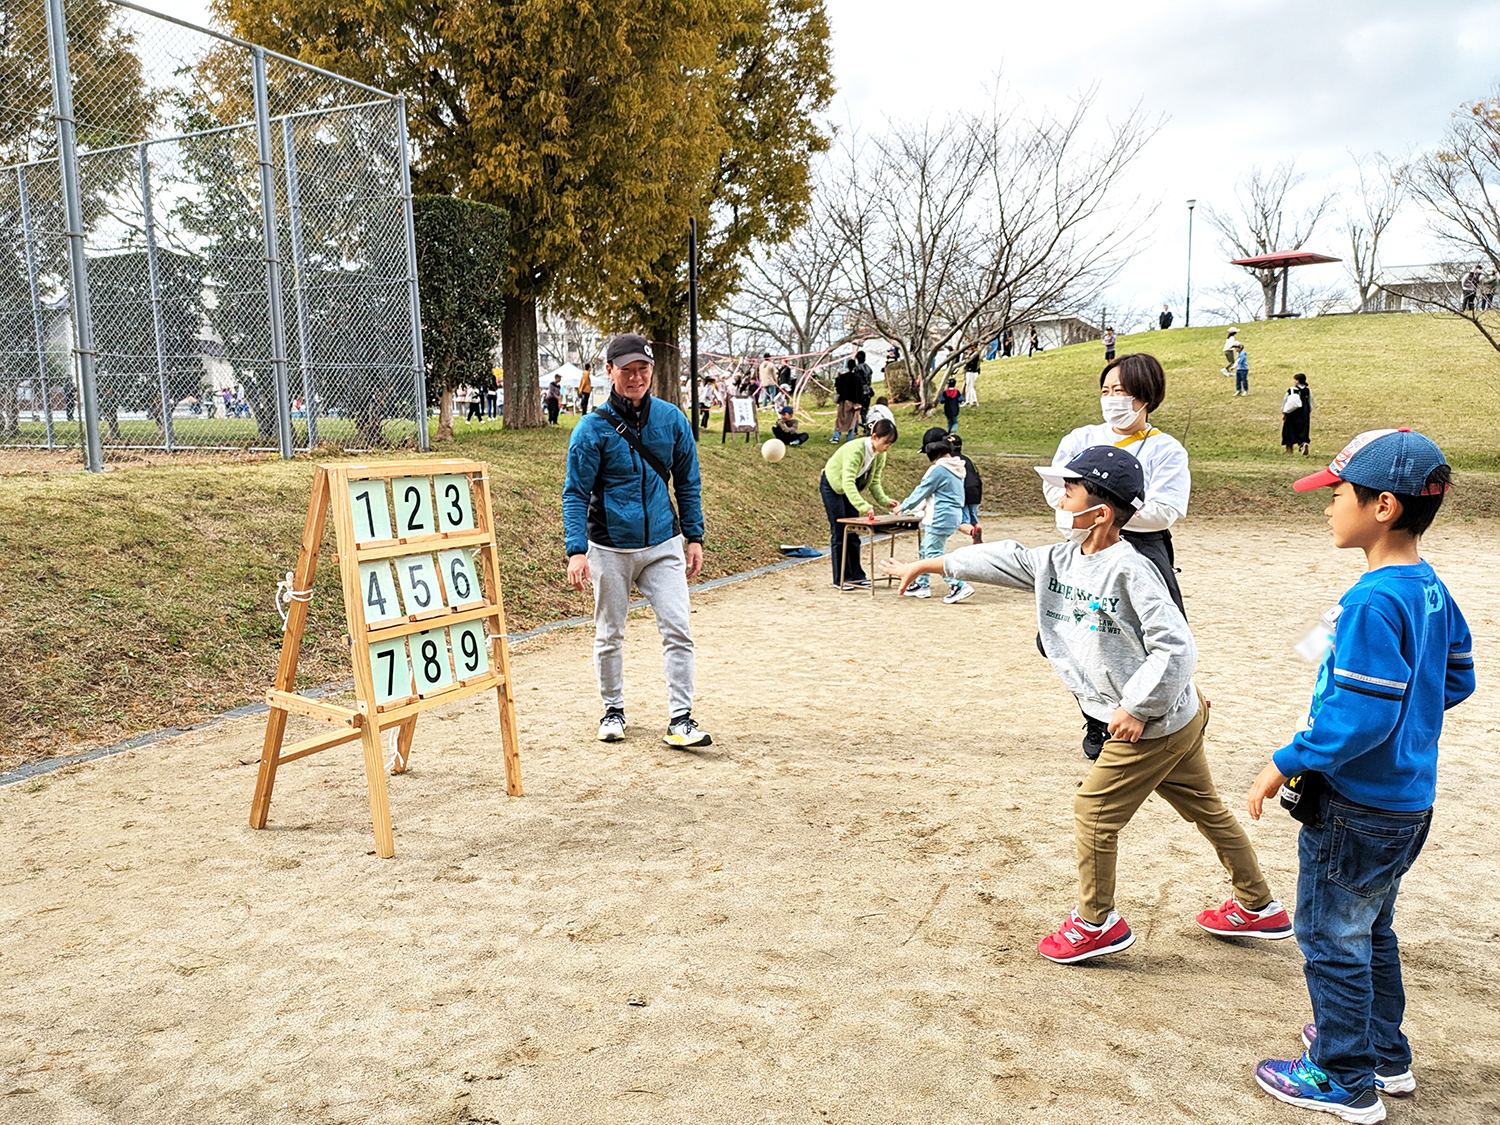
[251,458,522,857]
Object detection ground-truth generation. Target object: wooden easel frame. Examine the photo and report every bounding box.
[721,396,759,443]
[250,458,522,857]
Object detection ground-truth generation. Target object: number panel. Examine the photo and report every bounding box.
[412,629,455,694]
[395,553,442,617]
[357,561,402,624]
[393,476,435,536]
[434,474,475,532]
[368,637,414,705]
[347,482,393,543]
[449,621,490,679]
[437,548,482,606]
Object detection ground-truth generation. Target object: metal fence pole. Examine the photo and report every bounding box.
[280,117,317,450]
[251,47,294,459]
[16,167,56,450]
[139,144,175,452]
[395,96,429,451]
[45,0,102,471]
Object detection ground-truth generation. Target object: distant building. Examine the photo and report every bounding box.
[1367,264,1465,312]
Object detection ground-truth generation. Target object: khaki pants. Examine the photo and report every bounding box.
[1074,692,1271,925]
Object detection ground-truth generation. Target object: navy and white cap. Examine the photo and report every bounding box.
[1034,446,1146,510]
[1294,428,1449,495]
[606,333,654,367]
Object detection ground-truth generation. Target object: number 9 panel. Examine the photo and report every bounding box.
[448,620,490,680]
[411,628,456,694]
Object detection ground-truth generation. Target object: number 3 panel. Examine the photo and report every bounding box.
[411,628,456,694]
[449,620,490,680]
[434,474,475,532]
[395,554,443,617]
[437,548,483,606]
[393,477,436,536]
[368,637,414,705]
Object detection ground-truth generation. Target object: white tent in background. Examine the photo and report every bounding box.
[540,362,584,389]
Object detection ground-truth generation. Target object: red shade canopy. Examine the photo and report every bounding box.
[1230,251,1341,269]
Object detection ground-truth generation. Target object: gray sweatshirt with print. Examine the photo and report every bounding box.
[944,538,1199,738]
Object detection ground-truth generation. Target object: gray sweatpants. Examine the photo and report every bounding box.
[588,535,694,718]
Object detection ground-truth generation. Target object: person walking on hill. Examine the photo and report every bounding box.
[963,351,981,406]
[940,377,963,433]
[563,333,711,749]
[1003,327,1015,357]
[1462,267,1479,312]
[1280,373,1312,455]
[1103,327,1117,363]
[832,358,863,444]
[1220,327,1239,376]
[1028,326,1041,356]
[856,349,875,429]
[1159,304,1173,330]
[1232,342,1249,396]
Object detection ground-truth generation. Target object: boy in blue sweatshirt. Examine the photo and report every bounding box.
[895,429,974,603]
[1247,429,1475,1124]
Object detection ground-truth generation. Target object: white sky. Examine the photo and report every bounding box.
[148,0,1500,326]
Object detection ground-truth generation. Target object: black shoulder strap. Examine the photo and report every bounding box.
[595,405,671,485]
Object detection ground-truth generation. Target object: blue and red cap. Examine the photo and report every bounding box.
[1294,428,1449,495]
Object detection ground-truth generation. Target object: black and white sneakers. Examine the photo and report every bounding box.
[663,714,712,747]
[597,708,626,742]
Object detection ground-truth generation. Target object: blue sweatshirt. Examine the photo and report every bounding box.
[1273,561,1474,812]
[563,391,704,556]
[898,456,967,536]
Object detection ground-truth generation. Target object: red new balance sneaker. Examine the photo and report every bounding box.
[1037,909,1135,963]
[1196,897,1293,939]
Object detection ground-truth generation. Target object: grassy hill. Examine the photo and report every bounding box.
[4,312,1496,767]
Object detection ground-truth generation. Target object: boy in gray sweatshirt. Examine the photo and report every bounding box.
[881,446,1290,963]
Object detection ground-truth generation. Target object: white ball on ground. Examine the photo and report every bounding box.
[761,438,787,463]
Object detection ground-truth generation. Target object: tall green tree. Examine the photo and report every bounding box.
[214,0,730,428]
[579,0,834,406]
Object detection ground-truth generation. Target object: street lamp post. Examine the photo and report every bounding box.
[1185,198,1197,328]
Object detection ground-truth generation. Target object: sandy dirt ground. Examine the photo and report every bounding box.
[3,517,1498,1125]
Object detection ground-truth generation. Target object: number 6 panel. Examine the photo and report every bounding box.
[437,548,483,606]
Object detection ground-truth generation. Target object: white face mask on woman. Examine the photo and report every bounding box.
[1101,395,1144,431]
[1055,503,1110,544]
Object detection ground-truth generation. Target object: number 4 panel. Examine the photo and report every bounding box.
[449,620,490,680]
[395,554,444,617]
[411,629,456,695]
[358,560,402,625]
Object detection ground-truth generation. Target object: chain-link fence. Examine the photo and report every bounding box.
[0,0,427,471]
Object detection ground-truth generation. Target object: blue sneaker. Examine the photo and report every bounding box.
[1302,1025,1416,1095]
[1254,1054,1385,1123]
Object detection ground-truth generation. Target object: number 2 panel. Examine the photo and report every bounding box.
[393,477,435,536]
[434,474,475,532]
[368,637,414,705]
[348,481,393,543]
[395,554,443,617]
[437,548,482,606]
[448,621,490,680]
[357,560,402,625]
[411,629,455,694]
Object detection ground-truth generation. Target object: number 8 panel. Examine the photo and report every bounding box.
[411,628,456,694]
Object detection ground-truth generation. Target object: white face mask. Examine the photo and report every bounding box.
[1056,503,1109,544]
[1101,395,1143,430]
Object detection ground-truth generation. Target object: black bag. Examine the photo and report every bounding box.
[1279,770,1327,826]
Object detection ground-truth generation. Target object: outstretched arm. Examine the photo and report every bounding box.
[878,556,945,594]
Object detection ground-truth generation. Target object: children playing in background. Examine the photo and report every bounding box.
[1246,429,1474,1124]
[948,433,983,543]
[772,405,808,446]
[882,445,1290,963]
[895,428,974,603]
[1233,342,1250,395]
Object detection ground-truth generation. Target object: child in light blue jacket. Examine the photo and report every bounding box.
[897,429,975,603]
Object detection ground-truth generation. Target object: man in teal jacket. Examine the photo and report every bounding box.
[563,334,710,748]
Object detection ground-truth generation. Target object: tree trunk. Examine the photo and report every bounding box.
[502,295,543,428]
[356,390,387,448]
[1260,272,1279,319]
[649,333,682,409]
[436,388,455,442]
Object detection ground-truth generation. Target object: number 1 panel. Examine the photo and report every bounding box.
[348,481,393,543]
[437,548,482,606]
[448,620,490,680]
[393,477,436,537]
[395,554,443,617]
[434,474,475,532]
[411,629,456,694]
[368,637,414,705]
[357,560,402,625]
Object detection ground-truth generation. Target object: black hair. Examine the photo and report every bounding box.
[846,357,857,370]
[1080,479,1134,529]
[1099,353,1166,413]
[876,395,889,405]
[871,419,898,443]
[1349,465,1451,537]
[1293,373,1307,385]
[948,433,963,452]
[856,349,867,362]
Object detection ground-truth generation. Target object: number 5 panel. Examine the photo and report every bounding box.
[357,560,402,625]
[437,548,483,606]
[395,554,444,618]
[448,620,490,680]
[411,629,456,694]
[368,637,414,705]
[393,477,436,537]
[433,474,475,532]
[348,481,393,543]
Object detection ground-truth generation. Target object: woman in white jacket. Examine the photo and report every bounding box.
[1042,353,1189,616]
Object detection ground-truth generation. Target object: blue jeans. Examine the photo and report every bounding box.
[945,415,959,433]
[1296,790,1432,1090]
[961,504,979,527]
[913,527,958,590]
[1235,369,1249,392]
